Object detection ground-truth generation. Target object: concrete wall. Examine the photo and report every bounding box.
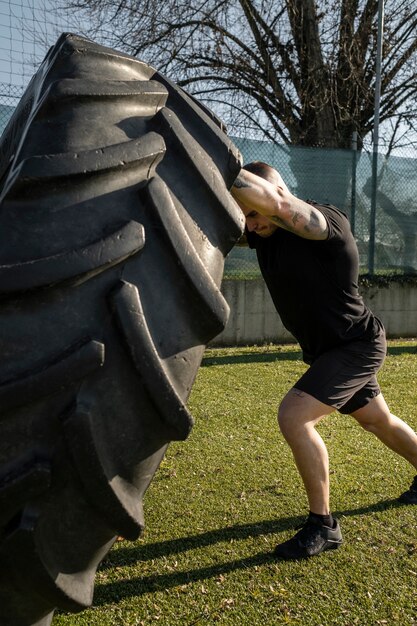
[211,279,417,346]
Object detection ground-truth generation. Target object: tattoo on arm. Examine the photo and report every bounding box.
[233,174,251,189]
[291,212,301,226]
[306,210,326,235]
[271,206,327,238]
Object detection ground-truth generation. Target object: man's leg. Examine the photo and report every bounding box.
[351,393,417,469]
[274,388,343,559]
[278,388,334,514]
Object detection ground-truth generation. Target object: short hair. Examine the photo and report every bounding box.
[242,161,288,190]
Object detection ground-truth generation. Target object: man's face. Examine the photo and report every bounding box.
[240,204,278,238]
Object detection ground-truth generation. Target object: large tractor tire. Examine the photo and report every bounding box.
[0,33,243,626]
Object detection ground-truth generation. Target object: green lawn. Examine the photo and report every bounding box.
[54,341,417,626]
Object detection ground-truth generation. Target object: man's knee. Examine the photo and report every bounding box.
[351,404,392,433]
[277,402,293,438]
[278,388,330,437]
[277,396,308,441]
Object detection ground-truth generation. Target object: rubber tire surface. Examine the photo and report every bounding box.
[0,33,243,626]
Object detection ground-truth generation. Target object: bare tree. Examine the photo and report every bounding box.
[58,0,417,150]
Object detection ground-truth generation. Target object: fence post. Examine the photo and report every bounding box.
[350,131,357,235]
[368,0,384,274]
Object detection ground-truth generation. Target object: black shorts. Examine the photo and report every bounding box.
[294,325,387,415]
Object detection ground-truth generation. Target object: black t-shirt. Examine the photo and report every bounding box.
[247,203,380,363]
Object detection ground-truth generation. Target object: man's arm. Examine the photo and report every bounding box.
[231,168,328,241]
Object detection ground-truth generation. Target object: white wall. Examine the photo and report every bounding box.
[211,279,417,346]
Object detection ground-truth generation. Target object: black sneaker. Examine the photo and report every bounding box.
[398,476,417,504]
[274,518,343,560]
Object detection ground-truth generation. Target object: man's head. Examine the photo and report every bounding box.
[240,161,287,237]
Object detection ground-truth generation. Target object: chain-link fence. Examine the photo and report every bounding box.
[0,83,23,134]
[224,136,417,279]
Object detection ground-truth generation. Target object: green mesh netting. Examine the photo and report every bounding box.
[224,137,417,278]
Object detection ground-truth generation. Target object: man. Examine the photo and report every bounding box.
[230,161,417,560]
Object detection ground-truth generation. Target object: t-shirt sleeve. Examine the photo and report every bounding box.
[312,203,350,242]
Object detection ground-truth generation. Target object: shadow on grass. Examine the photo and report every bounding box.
[201,342,417,367]
[94,498,404,605]
[387,344,417,356]
[94,550,275,604]
[202,350,303,366]
[101,515,298,571]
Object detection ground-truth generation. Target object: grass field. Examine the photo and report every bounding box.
[54,341,417,626]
